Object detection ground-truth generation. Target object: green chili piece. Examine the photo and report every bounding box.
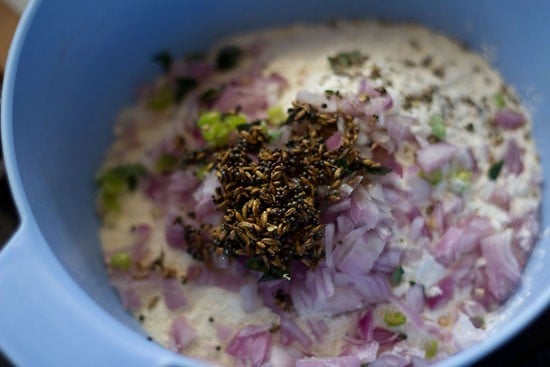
[110,252,132,271]
[198,111,247,146]
[97,164,146,211]
[429,114,446,140]
[425,340,438,359]
[267,106,286,125]
[421,169,443,185]
[384,310,407,327]
[493,92,506,109]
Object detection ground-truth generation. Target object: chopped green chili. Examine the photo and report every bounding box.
[493,92,506,109]
[384,310,407,327]
[96,164,146,211]
[425,340,438,359]
[421,169,443,185]
[198,110,247,146]
[267,106,287,125]
[110,252,132,271]
[429,114,446,140]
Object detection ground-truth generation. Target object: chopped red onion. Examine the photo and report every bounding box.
[280,314,313,349]
[489,185,510,210]
[373,248,402,273]
[481,229,520,301]
[240,282,262,313]
[307,318,329,342]
[269,345,298,367]
[334,272,390,303]
[369,351,410,367]
[371,146,403,177]
[296,356,361,367]
[504,138,523,175]
[310,286,365,315]
[169,316,197,353]
[130,223,152,262]
[357,309,374,341]
[434,226,465,264]
[163,278,187,310]
[334,230,386,276]
[372,327,404,346]
[165,210,186,249]
[297,90,338,112]
[416,143,458,173]
[226,324,272,367]
[426,276,455,310]
[405,284,425,314]
[358,78,381,97]
[340,341,379,364]
[324,223,336,271]
[325,131,343,151]
[213,72,287,119]
[385,115,414,143]
[407,175,432,205]
[186,264,245,292]
[494,109,525,129]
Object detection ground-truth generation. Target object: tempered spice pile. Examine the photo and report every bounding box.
[205,103,389,279]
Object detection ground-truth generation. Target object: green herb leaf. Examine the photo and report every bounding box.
[390,266,404,286]
[384,310,407,327]
[216,46,242,70]
[328,50,367,74]
[488,160,504,180]
[152,51,173,73]
[421,169,443,186]
[174,78,198,102]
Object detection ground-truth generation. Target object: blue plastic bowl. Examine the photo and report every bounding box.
[0,1,549,366]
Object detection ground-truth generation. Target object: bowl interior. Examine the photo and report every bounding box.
[5,0,550,365]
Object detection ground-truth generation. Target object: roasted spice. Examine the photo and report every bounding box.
[209,102,388,279]
[328,50,368,74]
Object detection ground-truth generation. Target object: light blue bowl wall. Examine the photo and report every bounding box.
[3,0,549,366]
